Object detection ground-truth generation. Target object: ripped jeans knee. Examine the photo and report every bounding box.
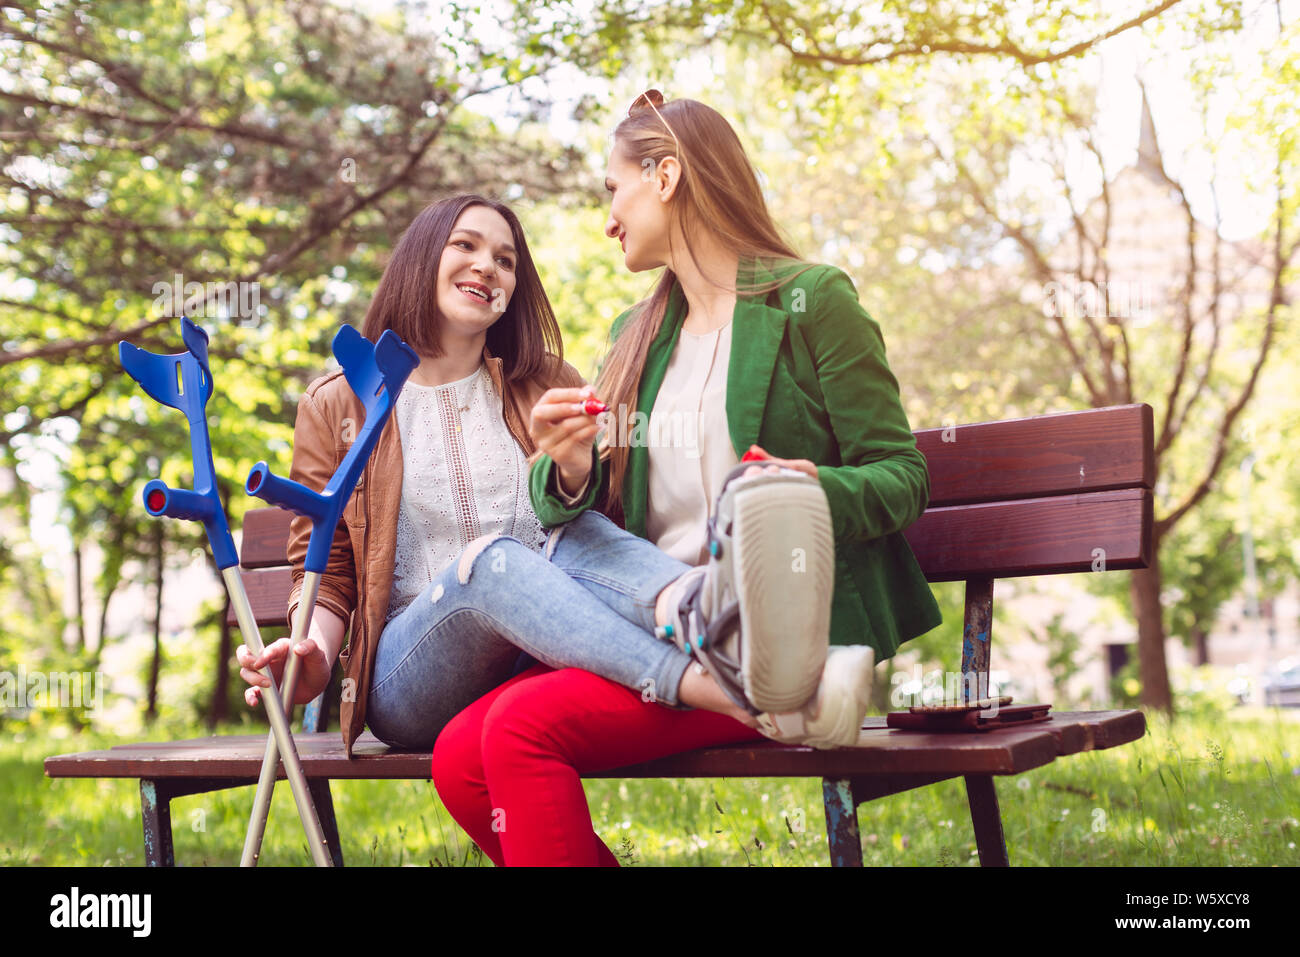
[456,533,520,585]
[543,523,566,561]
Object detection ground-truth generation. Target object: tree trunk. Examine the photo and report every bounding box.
[93,571,118,671]
[209,594,233,729]
[1130,537,1173,715]
[73,541,85,651]
[1193,626,1209,667]
[146,522,164,722]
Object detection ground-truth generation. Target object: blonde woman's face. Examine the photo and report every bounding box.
[603,145,675,272]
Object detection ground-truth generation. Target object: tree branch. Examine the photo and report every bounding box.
[1153,167,1201,459]
[753,0,1187,69]
[1157,169,1289,536]
[0,90,299,149]
[0,378,109,445]
[932,133,1107,405]
[0,314,174,368]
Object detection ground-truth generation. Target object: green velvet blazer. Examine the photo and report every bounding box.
[530,260,941,660]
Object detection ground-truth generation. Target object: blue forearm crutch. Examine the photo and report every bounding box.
[241,323,417,866]
[119,317,335,866]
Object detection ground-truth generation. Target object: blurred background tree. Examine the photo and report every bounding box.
[0,0,593,727]
[1,0,1294,729]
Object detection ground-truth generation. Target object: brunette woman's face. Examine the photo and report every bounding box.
[436,205,518,343]
[604,144,675,272]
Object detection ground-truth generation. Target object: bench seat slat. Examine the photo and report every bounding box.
[1045,709,1148,753]
[44,712,1144,782]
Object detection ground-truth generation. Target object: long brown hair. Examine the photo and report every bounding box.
[594,98,814,522]
[361,194,562,382]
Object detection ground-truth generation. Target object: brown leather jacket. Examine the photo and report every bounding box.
[284,345,585,757]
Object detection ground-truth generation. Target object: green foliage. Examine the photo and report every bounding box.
[1172,665,1247,723]
[2,0,1295,726]
[1042,611,1083,709]
[520,202,654,379]
[546,1,1218,82]
[1111,654,1142,710]
[0,0,594,727]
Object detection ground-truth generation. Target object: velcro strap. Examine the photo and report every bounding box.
[692,601,758,715]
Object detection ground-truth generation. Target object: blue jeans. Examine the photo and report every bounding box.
[366,510,695,749]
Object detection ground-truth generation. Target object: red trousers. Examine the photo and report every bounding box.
[430,662,765,866]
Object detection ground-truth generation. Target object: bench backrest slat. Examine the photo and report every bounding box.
[916,403,1154,508]
[904,487,1152,581]
[239,508,295,568]
[228,566,295,628]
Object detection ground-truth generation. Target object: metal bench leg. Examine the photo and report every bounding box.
[141,780,174,867]
[822,778,863,867]
[964,774,1009,866]
[309,779,344,867]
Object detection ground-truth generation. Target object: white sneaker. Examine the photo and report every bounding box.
[756,646,876,749]
[656,463,835,715]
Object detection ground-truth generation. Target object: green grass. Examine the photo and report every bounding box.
[9,707,1299,866]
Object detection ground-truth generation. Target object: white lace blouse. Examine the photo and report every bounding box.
[386,363,548,622]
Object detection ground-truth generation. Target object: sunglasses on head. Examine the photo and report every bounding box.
[627,89,681,156]
[628,89,666,115]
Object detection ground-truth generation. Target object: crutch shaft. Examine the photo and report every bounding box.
[224,567,333,867]
[239,570,328,866]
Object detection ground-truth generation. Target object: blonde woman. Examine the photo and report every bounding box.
[430,94,941,865]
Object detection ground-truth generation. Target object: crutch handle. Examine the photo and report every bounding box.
[141,480,216,523]
[244,462,326,522]
[137,478,237,569]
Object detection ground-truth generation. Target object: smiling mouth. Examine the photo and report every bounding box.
[456,283,491,303]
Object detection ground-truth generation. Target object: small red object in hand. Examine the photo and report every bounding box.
[741,445,771,462]
[581,398,609,415]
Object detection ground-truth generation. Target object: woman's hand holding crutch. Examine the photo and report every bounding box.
[238,606,343,709]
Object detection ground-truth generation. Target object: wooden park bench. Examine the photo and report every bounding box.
[45,403,1153,867]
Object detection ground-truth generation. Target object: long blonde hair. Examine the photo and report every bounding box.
[594,98,814,523]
